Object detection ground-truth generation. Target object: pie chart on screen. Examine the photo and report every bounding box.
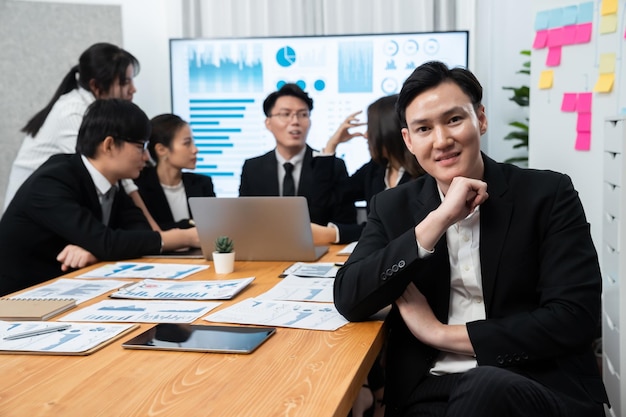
[276,46,296,67]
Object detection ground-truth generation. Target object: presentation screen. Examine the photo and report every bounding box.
[170,31,469,197]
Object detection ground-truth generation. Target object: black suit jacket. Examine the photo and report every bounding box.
[334,154,608,413]
[313,157,414,243]
[239,145,356,225]
[0,154,161,295]
[134,166,215,230]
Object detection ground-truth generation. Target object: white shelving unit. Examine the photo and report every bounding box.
[602,116,626,417]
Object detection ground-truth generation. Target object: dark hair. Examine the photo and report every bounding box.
[147,114,188,162]
[262,83,313,116]
[76,99,150,158]
[396,61,482,128]
[368,95,424,179]
[22,42,140,137]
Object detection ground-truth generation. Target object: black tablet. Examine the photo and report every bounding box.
[122,324,276,354]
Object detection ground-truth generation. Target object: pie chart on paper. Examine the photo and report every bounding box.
[276,46,297,67]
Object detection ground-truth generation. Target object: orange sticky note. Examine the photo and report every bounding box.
[539,70,554,89]
[601,0,618,15]
[594,73,615,93]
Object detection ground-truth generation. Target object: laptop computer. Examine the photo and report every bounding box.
[188,196,329,261]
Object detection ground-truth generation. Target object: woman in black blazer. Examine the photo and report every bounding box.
[135,114,215,230]
[312,94,425,244]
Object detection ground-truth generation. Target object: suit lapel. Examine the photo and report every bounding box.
[410,176,452,322]
[479,155,513,314]
[264,151,280,195]
[298,146,313,196]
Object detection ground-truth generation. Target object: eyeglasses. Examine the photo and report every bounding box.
[127,140,149,152]
[268,110,310,122]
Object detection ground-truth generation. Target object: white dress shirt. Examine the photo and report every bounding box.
[275,147,306,196]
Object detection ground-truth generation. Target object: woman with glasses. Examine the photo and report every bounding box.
[134,114,215,231]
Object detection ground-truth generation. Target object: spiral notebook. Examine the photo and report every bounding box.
[0,298,76,321]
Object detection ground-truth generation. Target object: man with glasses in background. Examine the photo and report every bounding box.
[239,83,356,231]
[0,99,200,296]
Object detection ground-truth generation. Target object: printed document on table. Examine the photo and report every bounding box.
[77,262,208,279]
[0,321,135,354]
[337,241,357,255]
[280,262,338,278]
[9,279,127,304]
[61,300,221,323]
[203,298,348,331]
[257,274,333,302]
[109,277,255,300]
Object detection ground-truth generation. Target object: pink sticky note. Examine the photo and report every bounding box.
[577,93,592,112]
[577,112,592,133]
[533,30,549,49]
[575,23,593,43]
[561,93,578,112]
[575,132,591,151]
[546,46,562,66]
[562,25,577,45]
[547,28,564,47]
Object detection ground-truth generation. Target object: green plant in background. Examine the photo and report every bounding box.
[502,49,530,165]
[214,236,234,253]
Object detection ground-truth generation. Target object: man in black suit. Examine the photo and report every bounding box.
[0,99,200,296]
[239,83,356,228]
[334,62,609,416]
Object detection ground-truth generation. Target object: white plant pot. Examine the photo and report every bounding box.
[213,251,235,274]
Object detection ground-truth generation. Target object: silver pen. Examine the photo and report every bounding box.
[3,324,72,340]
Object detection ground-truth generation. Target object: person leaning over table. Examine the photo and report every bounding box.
[311,94,425,245]
[238,83,357,233]
[0,99,200,296]
[3,42,160,231]
[134,113,215,231]
[333,61,609,417]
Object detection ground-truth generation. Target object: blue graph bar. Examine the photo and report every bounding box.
[190,99,255,103]
[338,41,373,93]
[188,44,263,93]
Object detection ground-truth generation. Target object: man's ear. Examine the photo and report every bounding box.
[477,105,488,135]
[401,128,414,154]
[100,136,116,156]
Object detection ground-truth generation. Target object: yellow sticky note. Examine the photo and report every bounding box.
[599,53,616,73]
[539,70,554,89]
[601,0,618,15]
[594,73,615,93]
[600,14,617,34]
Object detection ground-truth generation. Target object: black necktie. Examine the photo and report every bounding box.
[101,187,115,225]
[283,162,295,196]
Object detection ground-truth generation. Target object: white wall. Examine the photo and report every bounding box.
[14,0,184,118]
[529,0,626,255]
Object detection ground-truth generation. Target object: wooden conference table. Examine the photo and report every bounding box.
[0,246,385,417]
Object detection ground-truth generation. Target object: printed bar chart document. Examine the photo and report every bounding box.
[61,300,221,323]
[109,278,255,300]
[77,262,209,280]
[0,321,137,355]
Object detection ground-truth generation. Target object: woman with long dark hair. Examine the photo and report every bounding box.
[4,42,141,210]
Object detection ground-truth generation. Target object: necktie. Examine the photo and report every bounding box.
[101,187,115,225]
[283,162,295,196]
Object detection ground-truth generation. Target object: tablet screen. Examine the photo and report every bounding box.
[122,324,276,354]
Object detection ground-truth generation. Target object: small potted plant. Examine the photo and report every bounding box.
[212,236,235,274]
